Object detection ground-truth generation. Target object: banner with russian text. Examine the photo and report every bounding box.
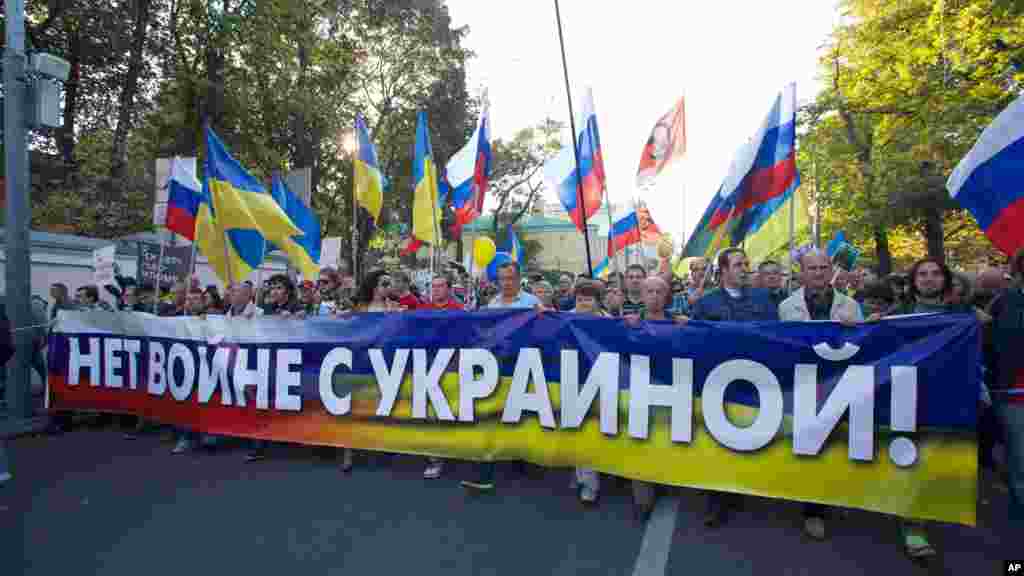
[48,311,979,525]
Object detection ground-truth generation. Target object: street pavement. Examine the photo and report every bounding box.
[2,428,1015,575]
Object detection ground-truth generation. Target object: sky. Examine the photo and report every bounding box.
[445,0,841,245]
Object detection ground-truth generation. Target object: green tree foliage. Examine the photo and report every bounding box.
[15,0,475,257]
[802,0,1022,274]
[486,118,563,237]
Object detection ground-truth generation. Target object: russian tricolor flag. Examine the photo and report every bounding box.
[165,157,202,241]
[545,87,605,232]
[709,84,800,244]
[448,102,492,236]
[948,94,1024,255]
[608,211,641,257]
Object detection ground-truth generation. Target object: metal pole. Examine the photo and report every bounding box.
[553,0,594,278]
[5,0,33,418]
[351,126,360,282]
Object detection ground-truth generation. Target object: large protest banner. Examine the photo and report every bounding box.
[48,310,979,525]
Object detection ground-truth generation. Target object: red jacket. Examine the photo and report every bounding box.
[396,293,422,310]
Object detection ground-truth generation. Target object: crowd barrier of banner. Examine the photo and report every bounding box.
[48,310,979,525]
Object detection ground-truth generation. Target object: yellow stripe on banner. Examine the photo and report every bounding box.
[276,373,976,526]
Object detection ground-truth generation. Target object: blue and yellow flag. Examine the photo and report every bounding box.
[270,174,321,280]
[745,185,809,265]
[195,127,302,283]
[502,224,522,264]
[682,183,735,259]
[354,115,384,223]
[412,112,441,245]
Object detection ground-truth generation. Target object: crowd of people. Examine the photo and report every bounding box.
[36,244,1024,560]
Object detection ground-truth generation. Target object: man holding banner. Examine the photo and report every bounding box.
[461,261,542,493]
[423,275,464,480]
[691,247,779,528]
[778,248,863,540]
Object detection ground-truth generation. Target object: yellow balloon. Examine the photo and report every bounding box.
[657,235,674,259]
[473,237,497,268]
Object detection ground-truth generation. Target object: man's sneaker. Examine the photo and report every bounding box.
[460,480,495,492]
[423,462,443,479]
[579,485,598,505]
[171,438,191,454]
[245,449,265,462]
[904,529,935,559]
[803,516,826,540]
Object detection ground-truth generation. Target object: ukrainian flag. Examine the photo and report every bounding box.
[682,183,734,259]
[503,224,522,263]
[195,127,303,283]
[354,114,384,223]
[412,112,441,245]
[270,174,321,280]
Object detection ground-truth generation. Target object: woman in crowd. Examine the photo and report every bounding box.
[569,281,606,505]
[350,269,399,313]
[329,269,400,472]
[261,274,300,316]
[246,274,300,461]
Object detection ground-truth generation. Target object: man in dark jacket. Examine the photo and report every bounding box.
[690,248,779,529]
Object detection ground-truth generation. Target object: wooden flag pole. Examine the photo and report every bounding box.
[554,0,594,278]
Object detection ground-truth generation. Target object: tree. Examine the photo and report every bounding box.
[487,118,562,238]
[803,0,1023,273]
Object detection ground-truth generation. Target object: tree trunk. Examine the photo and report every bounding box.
[59,22,81,181]
[873,223,893,276]
[109,0,152,183]
[923,201,945,263]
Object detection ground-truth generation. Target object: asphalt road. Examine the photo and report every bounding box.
[2,429,1016,575]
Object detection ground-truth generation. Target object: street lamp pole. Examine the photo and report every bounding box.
[5,0,33,418]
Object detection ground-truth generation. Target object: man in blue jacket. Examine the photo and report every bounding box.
[690,247,779,529]
[691,248,779,323]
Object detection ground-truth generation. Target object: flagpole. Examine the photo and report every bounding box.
[788,184,797,292]
[553,0,594,278]
[604,190,615,271]
[205,128,235,289]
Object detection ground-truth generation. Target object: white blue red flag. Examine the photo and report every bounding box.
[544,87,605,232]
[165,157,201,241]
[947,93,1024,255]
[709,84,800,245]
[447,101,492,236]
